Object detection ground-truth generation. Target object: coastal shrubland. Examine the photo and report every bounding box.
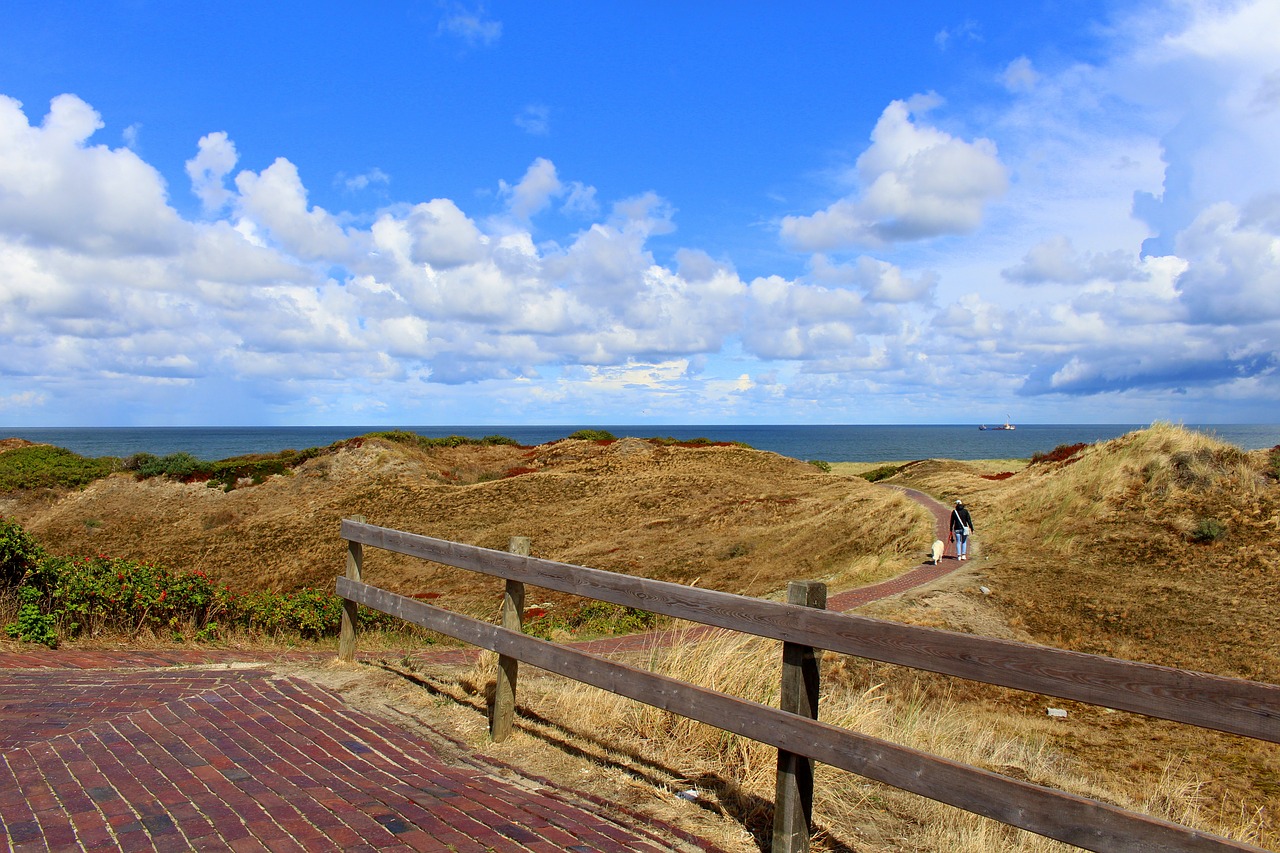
[0,443,119,491]
[0,436,336,494]
[2,424,1277,850]
[0,518,397,648]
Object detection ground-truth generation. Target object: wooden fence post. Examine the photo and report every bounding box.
[772,580,827,853]
[337,515,366,662]
[491,536,530,742]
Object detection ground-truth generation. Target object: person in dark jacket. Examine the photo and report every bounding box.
[950,499,975,561]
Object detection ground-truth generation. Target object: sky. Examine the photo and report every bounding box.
[1,1,1278,427]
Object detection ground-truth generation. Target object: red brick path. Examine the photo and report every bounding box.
[0,654,724,852]
[0,487,960,852]
[827,486,962,610]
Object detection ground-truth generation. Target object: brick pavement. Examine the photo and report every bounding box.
[0,655,725,852]
[0,487,961,852]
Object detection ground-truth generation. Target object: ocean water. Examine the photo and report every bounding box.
[4,423,1279,464]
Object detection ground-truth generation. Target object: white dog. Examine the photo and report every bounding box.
[930,539,945,565]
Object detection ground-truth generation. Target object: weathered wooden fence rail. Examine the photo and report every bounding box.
[336,518,1278,853]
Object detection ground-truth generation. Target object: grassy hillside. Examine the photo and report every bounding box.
[856,423,1280,848]
[3,435,929,620]
[973,424,1279,680]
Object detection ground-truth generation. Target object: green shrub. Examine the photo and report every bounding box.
[859,464,902,483]
[4,586,57,647]
[568,429,616,442]
[0,517,44,588]
[807,459,832,473]
[423,434,473,448]
[366,430,421,445]
[132,451,208,480]
[231,587,347,639]
[214,447,330,490]
[2,522,393,646]
[122,452,158,471]
[126,447,328,490]
[1190,517,1227,543]
[0,445,119,492]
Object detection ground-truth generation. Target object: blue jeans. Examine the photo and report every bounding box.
[953,528,969,557]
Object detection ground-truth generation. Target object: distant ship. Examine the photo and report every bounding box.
[979,416,1016,431]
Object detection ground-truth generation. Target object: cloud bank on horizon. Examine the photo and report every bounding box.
[1,1,1277,427]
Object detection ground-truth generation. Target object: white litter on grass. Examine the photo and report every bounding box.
[1047,708,1068,719]
[677,789,700,801]
[979,586,991,595]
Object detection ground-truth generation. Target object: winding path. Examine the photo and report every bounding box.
[827,485,964,611]
[0,487,962,852]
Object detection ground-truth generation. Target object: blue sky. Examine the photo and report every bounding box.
[1,1,1278,427]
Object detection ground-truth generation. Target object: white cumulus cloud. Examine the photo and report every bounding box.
[0,94,186,256]
[780,95,1008,251]
[186,131,239,213]
[234,158,356,262]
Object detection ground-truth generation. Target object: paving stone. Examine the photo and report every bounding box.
[1,655,730,853]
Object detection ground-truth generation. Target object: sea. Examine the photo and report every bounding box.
[4,424,1279,464]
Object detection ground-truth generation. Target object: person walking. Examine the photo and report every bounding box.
[950,499,975,561]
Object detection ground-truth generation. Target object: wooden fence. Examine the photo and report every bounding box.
[335,518,1279,853]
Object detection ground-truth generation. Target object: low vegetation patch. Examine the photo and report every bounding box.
[859,464,903,482]
[0,519,394,648]
[0,517,43,587]
[103,431,542,493]
[1028,442,1088,466]
[1189,516,1228,543]
[124,447,332,491]
[647,435,752,449]
[567,429,616,443]
[523,600,658,640]
[0,445,119,491]
[368,431,522,450]
[0,441,344,495]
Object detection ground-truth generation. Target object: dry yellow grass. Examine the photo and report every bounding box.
[434,616,1273,852]
[419,423,1279,851]
[871,422,1280,849]
[8,437,928,614]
